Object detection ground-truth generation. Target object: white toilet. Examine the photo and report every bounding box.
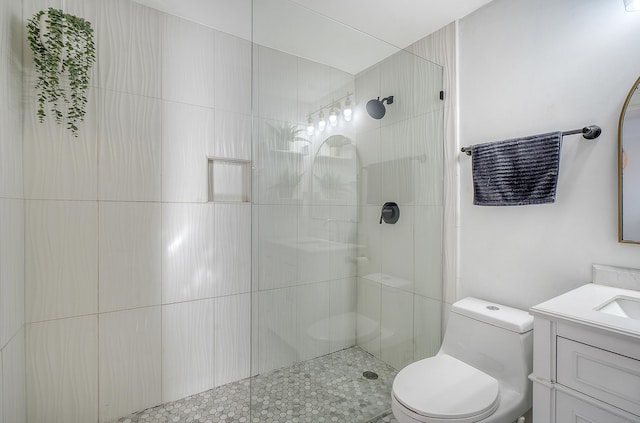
[391,297,534,423]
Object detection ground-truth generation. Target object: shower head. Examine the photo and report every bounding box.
[366,96,394,119]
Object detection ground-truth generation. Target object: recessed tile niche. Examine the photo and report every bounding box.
[208,158,251,203]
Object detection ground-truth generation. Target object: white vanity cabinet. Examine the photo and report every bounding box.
[529,282,640,423]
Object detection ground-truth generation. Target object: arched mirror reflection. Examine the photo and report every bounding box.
[619,76,640,243]
[311,135,358,204]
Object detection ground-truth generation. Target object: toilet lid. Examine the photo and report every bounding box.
[392,355,500,420]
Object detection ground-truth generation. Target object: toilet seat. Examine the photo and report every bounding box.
[392,354,500,423]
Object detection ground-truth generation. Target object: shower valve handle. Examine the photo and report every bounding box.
[379,202,400,224]
[379,208,393,224]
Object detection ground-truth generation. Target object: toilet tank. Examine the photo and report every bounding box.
[440,298,534,393]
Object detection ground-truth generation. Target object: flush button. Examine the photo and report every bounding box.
[486,305,500,311]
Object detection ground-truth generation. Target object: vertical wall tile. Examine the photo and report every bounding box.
[0,0,23,199]
[330,206,358,276]
[251,118,306,205]
[414,296,442,361]
[297,206,333,285]
[23,88,98,200]
[0,347,3,423]
[22,0,98,201]
[162,101,214,203]
[99,90,162,201]
[98,0,161,97]
[379,51,415,126]
[357,127,381,206]
[380,286,413,370]
[380,205,414,290]
[356,277,381,357]
[0,108,23,198]
[99,202,161,312]
[414,111,444,206]
[99,307,161,423]
[253,46,298,122]
[257,287,297,374]
[380,119,415,205]
[255,205,298,290]
[27,316,99,423]
[214,294,250,386]
[215,31,251,115]
[163,15,215,107]
[2,329,26,423]
[414,59,444,117]
[296,282,331,361]
[213,203,251,297]
[250,292,260,376]
[0,199,24,349]
[408,23,455,308]
[162,203,214,304]
[329,278,356,353]
[354,66,380,135]
[26,200,98,322]
[296,206,357,284]
[356,206,382,279]
[414,206,443,300]
[162,300,214,403]
[213,109,251,161]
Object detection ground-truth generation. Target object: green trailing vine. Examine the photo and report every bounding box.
[27,8,96,136]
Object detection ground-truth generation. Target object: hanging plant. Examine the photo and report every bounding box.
[27,8,96,136]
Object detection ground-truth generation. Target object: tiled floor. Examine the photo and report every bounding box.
[114,347,398,423]
[370,413,397,423]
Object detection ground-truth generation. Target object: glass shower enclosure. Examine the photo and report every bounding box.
[13,0,444,421]
[250,1,445,421]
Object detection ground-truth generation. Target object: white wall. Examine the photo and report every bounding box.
[458,0,640,311]
[0,0,26,421]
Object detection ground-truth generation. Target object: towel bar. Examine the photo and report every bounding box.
[460,125,601,156]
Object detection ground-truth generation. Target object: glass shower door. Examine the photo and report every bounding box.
[250,1,445,421]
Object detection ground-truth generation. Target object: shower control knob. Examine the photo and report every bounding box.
[379,202,400,224]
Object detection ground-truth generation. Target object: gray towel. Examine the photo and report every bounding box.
[471,131,562,206]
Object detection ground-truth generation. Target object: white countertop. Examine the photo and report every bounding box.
[530,283,640,339]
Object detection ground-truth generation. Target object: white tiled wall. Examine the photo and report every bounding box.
[98,0,161,97]
[161,300,215,403]
[213,203,252,296]
[26,316,99,423]
[98,91,162,202]
[161,203,215,303]
[25,200,99,322]
[21,1,254,421]
[3,329,27,423]
[0,0,25,420]
[99,307,162,422]
[214,293,251,386]
[162,101,214,203]
[99,202,162,312]
[23,87,99,201]
[162,14,215,108]
[0,199,25,348]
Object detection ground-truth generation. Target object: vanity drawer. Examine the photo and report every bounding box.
[556,391,640,423]
[556,337,640,416]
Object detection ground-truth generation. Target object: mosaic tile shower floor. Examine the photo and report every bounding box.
[114,347,399,423]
